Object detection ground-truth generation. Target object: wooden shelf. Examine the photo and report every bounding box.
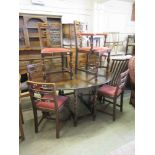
[19,13,62,52]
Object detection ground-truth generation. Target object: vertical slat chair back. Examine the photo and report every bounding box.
[115,69,129,96]
[38,22,53,48]
[27,81,58,110]
[109,59,129,86]
[73,21,89,48]
[74,21,82,48]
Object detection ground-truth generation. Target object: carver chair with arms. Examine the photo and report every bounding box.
[27,81,71,138]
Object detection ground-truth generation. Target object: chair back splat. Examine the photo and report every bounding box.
[109,58,129,86]
[28,81,58,110]
[97,68,129,121]
[73,20,111,74]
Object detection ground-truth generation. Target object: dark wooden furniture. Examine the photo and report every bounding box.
[97,69,129,121]
[27,81,70,138]
[19,13,62,50]
[37,22,73,80]
[31,68,111,126]
[128,56,135,107]
[125,35,135,55]
[74,21,111,74]
[105,32,123,54]
[19,75,26,141]
[19,104,25,141]
[109,56,131,86]
[19,13,64,76]
[62,23,75,48]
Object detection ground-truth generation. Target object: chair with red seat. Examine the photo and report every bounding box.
[97,69,129,121]
[27,81,71,138]
[73,20,111,74]
[38,22,73,80]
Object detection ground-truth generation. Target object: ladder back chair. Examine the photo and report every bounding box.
[74,21,111,74]
[109,57,129,86]
[125,34,135,55]
[97,69,129,121]
[105,32,123,54]
[38,22,73,80]
[27,81,71,138]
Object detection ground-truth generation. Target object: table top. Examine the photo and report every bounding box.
[33,69,111,90]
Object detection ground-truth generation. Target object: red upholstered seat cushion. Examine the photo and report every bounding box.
[98,84,122,97]
[41,48,70,53]
[79,47,111,53]
[36,95,68,110]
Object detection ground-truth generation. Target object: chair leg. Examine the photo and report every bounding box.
[102,97,105,104]
[56,111,60,138]
[99,55,102,67]
[33,108,38,133]
[106,52,110,74]
[92,89,97,121]
[61,53,64,72]
[19,104,24,124]
[113,98,117,121]
[120,92,124,112]
[85,53,88,70]
[19,110,25,141]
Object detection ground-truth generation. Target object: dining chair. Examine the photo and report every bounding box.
[19,74,26,141]
[128,56,135,107]
[38,22,73,80]
[125,34,135,55]
[27,81,71,138]
[105,32,123,55]
[73,20,111,74]
[97,69,129,121]
[108,57,130,86]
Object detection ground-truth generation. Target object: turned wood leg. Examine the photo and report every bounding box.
[75,48,78,74]
[19,109,25,141]
[33,108,38,133]
[92,88,97,121]
[19,104,24,124]
[41,55,46,82]
[113,98,117,121]
[106,52,110,74]
[120,92,124,112]
[70,52,73,80]
[73,90,78,126]
[86,53,89,70]
[61,53,65,72]
[56,111,60,138]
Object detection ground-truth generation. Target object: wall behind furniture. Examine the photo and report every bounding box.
[19,0,134,33]
[92,0,135,33]
[19,0,94,31]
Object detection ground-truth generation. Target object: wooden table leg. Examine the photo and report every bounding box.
[69,51,73,80]
[19,106,25,141]
[92,87,97,121]
[73,90,78,126]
